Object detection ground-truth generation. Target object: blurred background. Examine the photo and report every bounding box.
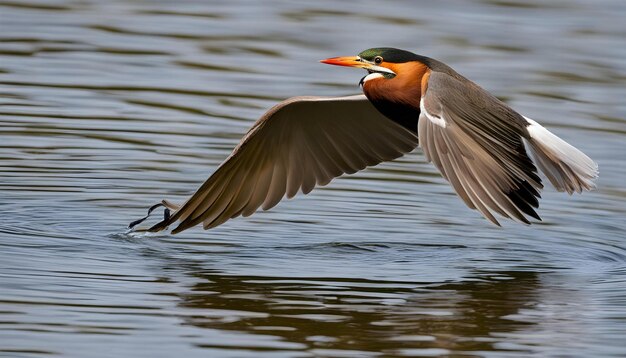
[1,0,625,357]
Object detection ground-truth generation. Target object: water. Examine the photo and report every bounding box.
[1,0,625,356]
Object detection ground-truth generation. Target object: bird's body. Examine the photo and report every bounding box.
[131,48,598,234]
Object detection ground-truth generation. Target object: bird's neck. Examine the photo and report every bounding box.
[363,62,430,133]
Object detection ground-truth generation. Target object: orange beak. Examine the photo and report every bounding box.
[320,55,396,79]
[320,56,365,68]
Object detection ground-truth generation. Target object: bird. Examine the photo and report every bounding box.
[129,47,598,234]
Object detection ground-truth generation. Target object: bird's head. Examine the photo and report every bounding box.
[321,47,425,87]
[321,48,431,116]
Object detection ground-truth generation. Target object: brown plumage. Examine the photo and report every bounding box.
[146,95,417,234]
[130,47,597,233]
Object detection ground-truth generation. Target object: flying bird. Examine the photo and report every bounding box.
[130,47,598,234]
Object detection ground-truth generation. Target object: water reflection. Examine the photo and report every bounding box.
[177,270,539,354]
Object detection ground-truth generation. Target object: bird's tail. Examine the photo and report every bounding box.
[524,117,598,194]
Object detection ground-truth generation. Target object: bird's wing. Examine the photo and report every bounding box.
[151,94,418,233]
[419,71,543,225]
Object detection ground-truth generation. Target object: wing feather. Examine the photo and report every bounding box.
[419,71,543,224]
[150,95,417,233]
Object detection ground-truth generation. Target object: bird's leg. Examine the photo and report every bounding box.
[128,202,171,231]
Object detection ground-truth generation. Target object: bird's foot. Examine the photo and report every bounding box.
[128,202,171,232]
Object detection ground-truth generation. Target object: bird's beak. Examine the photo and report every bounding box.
[320,56,365,69]
[320,56,396,78]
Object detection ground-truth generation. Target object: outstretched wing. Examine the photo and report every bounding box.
[419,71,543,225]
[151,95,418,233]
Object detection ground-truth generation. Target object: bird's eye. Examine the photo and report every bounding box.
[374,56,383,64]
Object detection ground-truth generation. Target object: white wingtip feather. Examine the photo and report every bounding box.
[524,117,598,194]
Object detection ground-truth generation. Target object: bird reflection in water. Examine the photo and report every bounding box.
[174,271,540,354]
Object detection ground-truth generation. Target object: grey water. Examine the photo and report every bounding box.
[1,0,626,357]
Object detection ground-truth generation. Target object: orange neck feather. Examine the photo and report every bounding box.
[363,62,430,106]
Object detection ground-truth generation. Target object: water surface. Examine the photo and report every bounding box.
[1,0,626,357]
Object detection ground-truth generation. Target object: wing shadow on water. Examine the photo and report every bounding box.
[173,269,541,354]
